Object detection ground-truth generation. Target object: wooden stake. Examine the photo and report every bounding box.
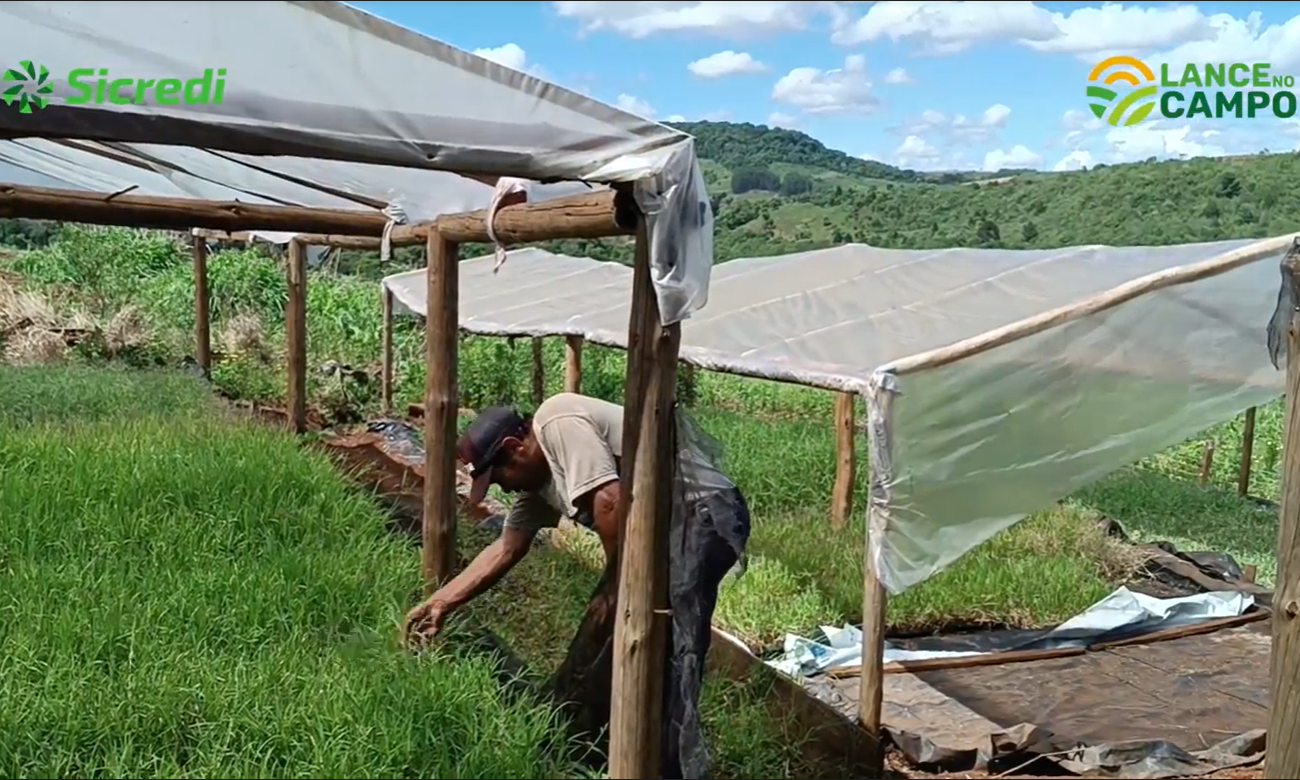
[565,335,583,394]
[421,231,460,595]
[1240,406,1258,497]
[1199,440,1216,485]
[830,391,856,529]
[0,182,407,236]
[1268,247,1300,779]
[285,239,307,434]
[858,386,891,776]
[380,287,394,415]
[531,336,545,405]
[609,222,678,780]
[191,233,211,373]
[436,189,637,244]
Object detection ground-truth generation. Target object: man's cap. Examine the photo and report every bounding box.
[457,405,527,505]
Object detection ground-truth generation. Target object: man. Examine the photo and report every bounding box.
[403,391,750,779]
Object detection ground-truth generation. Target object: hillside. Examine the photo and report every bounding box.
[2,122,1300,275]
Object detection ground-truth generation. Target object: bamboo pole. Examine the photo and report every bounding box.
[609,221,678,779]
[531,337,545,405]
[0,182,417,237]
[422,231,461,594]
[285,239,308,434]
[381,287,394,415]
[191,233,211,373]
[1268,246,1300,778]
[1240,406,1258,497]
[830,391,856,529]
[565,335,583,393]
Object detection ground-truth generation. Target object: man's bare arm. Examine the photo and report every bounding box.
[578,478,623,572]
[426,524,537,614]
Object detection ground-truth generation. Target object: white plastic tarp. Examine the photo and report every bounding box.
[0,0,713,325]
[768,587,1255,679]
[382,237,1290,593]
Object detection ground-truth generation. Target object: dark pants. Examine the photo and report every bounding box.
[552,486,752,780]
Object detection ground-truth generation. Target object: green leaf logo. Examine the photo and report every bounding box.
[1086,55,1158,127]
[2,60,54,114]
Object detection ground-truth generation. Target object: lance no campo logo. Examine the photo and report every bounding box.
[2,60,53,114]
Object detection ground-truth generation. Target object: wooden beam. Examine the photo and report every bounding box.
[192,233,211,373]
[609,220,677,779]
[381,287,394,415]
[0,183,401,237]
[564,335,583,394]
[531,336,545,405]
[422,231,461,594]
[1240,406,1258,497]
[191,226,429,249]
[285,239,308,434]
[1269,246,1300,779]
[830,391,856,529]
[435,188,637,245]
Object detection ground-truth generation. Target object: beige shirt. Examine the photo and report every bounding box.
[503,392,732,532]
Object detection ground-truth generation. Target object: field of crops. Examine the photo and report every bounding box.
[0,226,1282,647]
[0,224,1285,777]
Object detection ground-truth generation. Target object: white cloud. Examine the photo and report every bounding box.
[615,93,657,119]
[894,134,943,168]
[829,1,1293,64]
[883,67,914,85]
[767,111,800,129]
[983,144,1043,171]
[552,1,845,39]
[1104,123,1225,163]
[1054,150,1096,171]
[473,43,531,72]
[894,103,1010,145]
[664,109,733,122]
[772,54,879,115]
[688,50,769,78]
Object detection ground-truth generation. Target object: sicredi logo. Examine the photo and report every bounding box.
[2,60,227,114]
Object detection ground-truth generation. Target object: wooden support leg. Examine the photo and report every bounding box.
[831,391,856,529]
[285,239,307,434]
[565,335,583,394]
[531,336,545,405]
[192,233,211,373]
[381,287,394,415]
[421,231,460,594]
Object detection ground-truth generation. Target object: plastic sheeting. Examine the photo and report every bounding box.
[0,1,713,326]
[767,587,1254,678]
[383,236,1292,594]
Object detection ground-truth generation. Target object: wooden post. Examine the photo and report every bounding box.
[380,287,394,415]
[1268,248,1300,779]
[1239,406,1257,497]
[531,336,545,405]
[830,391,856,529]
[1198,440,1216,485]
[565,335,583,394]
[285,239,307,434]
[609,221,678,780]
[422,230,461,595]
[858,385,891,776]
[191,233,211,373]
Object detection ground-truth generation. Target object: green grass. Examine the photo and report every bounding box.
[0,365,588,779]
[0,225,1282,651]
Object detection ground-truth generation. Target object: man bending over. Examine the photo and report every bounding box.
[403,391,750,779]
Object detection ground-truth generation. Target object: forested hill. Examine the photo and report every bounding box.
[2,122,1299,279]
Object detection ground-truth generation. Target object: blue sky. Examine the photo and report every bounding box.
[347,1,1300,173]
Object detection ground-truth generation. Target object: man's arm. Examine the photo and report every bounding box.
[425,523,537,615]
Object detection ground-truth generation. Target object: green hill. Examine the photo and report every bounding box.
[3,121,1300,274]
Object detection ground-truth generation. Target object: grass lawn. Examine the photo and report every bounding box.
[0,365,590,779]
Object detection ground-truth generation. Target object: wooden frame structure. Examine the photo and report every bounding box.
[2,181,681,779]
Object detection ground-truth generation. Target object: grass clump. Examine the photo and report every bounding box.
[0,365,585,779]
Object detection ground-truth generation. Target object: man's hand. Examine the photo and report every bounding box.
[403,597,450,648]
